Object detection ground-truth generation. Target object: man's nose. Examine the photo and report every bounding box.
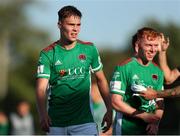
[73,25,78,31]
[151,46,158,52]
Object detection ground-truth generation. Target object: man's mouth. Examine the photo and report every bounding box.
[71,33,77,38]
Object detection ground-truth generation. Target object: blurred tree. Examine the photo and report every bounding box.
[0,0,50,134]
[0,0,49,101]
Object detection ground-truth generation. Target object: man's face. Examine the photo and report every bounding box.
[137,36,160,61]
[58,15,81,42]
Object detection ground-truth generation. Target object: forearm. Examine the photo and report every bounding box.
[159,51,179,84]
[112,94,160,123]
[97,79,112,110]
[36,89,47,116]
[113,100,148,120]
[159,51,171,79]
[157,86,180,98]
[111,94,136,116]
[36,78,49,116]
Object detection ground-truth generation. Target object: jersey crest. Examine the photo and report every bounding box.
[78,54,86,62]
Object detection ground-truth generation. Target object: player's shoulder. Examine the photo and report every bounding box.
[77,39,94,46]
[117,57,133,66]
[152,61,158,67]
[42,41,58,52]
[151,61,163,72]
[152,61,161,69]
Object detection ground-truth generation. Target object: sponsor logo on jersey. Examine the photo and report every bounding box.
[132,74,139,80]
[60,70,66,77]
[59,67,86,78]
[55,60,62,65]
[78,54,86,62]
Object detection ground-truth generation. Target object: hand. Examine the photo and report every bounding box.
[40,112,52,132]
[159,33,169,52]
[101,110,112,133]
[136,111,160,123]
[140,88,157,100]
[146,123,159,135]
[100,126,112,136]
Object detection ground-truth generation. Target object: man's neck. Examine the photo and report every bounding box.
[58,39,77,50]
[135,56,150,66]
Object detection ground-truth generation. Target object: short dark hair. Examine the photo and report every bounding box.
[132,27,160,51]
[58,5,82,21]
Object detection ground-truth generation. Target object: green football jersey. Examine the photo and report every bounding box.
[36,40,103,127]
[110,57,164,135]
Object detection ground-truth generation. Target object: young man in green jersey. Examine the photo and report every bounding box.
[110,27,164,135]
[36,5,112,135]
[140,33,180,99]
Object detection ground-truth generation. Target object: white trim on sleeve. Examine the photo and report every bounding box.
[111,89,125,94]
[37,74,50,77]
[91,63,102,72]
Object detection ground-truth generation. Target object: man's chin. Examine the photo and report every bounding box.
[147,56,154,61]
[66,39,77,44]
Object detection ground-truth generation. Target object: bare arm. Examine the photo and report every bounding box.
[95,70,112,132]
[111,94,160,123]
[111,94,136,115]
[159,51,180,84]
[156,86,180,98]
[159,34,180,84]
[36,78,51,132]
[141,86,180,99]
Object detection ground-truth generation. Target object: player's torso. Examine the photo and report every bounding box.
[46,42,95,126]
[49,43,92,87]
[117,58,163,134]
[122,58,162,110]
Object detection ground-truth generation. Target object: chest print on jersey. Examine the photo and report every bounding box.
[152,74,158,84]
[152,74,158,80]
[78,54,86,62]
[59,70,67,77]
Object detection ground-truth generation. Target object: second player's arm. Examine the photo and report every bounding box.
[156,86,180,98]
[111,94,160,123]
[95,70,112,132]
[141,86,180,99]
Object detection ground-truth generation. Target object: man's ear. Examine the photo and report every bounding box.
[57,21,61,29]
[135,42,139,53]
